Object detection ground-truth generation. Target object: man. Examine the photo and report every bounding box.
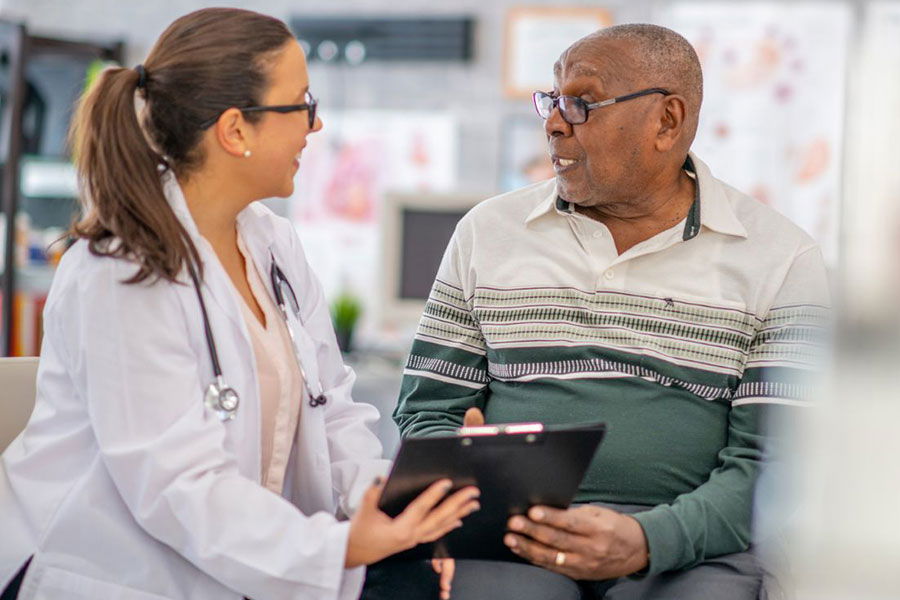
[366,23,828,600]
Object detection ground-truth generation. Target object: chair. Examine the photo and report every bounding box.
[0,357,39,452]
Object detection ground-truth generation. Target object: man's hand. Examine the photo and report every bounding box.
[426,408,485,599]
[431,558,456,600]
[503,505,649,580]
[463,407,485,427]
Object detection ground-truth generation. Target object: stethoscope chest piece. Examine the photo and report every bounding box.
[205,376,240,422]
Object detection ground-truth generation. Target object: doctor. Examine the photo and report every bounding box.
[0,8,479,600]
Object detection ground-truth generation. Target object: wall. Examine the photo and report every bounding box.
[0,0,648,193]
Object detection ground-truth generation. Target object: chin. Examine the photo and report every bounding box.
[271,181,295,198]
[557,180,588,205]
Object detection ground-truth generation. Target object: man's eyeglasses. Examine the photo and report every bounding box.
[532,87,670,125]
[199,90,318,130]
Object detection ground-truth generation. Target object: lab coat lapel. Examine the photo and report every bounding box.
[237,209,333,511]
[237,211,325,394]
[161,172,262,479]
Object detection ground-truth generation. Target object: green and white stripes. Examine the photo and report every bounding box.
[406,283,826,405]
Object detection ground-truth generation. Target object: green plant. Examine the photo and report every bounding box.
[331,292,362,352]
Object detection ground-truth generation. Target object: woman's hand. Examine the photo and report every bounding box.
[345,478,480,568]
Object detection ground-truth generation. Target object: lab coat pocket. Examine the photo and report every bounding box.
[25,565,171,600]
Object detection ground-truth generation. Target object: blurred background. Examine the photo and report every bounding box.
[0,1,898,598]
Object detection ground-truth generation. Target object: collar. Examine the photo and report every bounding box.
[688,152,747,239]
[161,168,201,242]
[523,179,565,225]
[523,152,747,240]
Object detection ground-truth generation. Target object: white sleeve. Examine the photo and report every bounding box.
[66,257,353,600]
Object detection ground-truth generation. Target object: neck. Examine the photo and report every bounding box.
[576,167,695,231]
[178,170,249,249]
[573,166,697,255]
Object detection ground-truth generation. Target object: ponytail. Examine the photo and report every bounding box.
[70,65,200,284]
[68,8,293,284]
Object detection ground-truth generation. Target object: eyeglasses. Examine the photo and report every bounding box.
[532,87,670,125]
[200,90,318,130]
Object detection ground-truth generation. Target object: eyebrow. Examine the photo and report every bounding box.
[552,61,605,89]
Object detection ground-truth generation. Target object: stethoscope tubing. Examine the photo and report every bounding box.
[188,262,225,380]
[191,253,328,421]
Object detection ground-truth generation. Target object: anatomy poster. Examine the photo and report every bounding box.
[288,110,457,331]
[660,2,852,264]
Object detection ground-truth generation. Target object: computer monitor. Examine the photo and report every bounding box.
[379,191,486,333]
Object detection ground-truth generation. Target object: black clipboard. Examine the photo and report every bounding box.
[377,421,606,562]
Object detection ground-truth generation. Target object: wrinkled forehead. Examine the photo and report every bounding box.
[553,39,634,89]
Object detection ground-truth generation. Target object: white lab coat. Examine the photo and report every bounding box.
[0,171,391,599]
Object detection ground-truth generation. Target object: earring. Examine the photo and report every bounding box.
[243,150,252,158]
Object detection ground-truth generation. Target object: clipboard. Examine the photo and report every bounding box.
[377,421,606,562]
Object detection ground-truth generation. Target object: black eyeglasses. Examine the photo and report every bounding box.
[533,87,670,125]
[199,90,318,130]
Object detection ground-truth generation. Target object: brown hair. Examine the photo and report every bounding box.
[69,8,293,283]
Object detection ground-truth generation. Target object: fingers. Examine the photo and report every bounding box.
[507,515,581,553]
[526,505,598,535]
[416,487,480,542]
[463,407,485,427]
[504,531,579,576]
[397,481,478,543]
[399,479,455,522]
[439,558,456,600]
[356,477,385,517]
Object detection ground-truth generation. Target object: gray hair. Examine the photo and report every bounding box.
[564,24,703,128]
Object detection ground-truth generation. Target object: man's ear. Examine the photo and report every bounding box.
[212,107,252,158]
[654,94,687,153]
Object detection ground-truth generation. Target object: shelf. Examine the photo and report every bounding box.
[0,264,56,294]
[20,156,78,199]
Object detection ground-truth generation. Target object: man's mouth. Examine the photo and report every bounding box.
[551,155,579,172]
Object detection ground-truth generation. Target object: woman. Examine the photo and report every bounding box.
[0,8,478,600]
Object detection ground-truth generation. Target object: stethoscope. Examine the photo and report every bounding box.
[187,251,328,422]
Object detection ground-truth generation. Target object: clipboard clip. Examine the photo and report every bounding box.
[459,423,544,436]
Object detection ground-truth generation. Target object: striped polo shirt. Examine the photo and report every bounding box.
[393,152,829,575]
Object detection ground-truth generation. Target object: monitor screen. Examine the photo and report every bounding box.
[398,208,468,299]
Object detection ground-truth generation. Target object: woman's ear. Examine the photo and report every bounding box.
[213,108,252,158]
[654,94,687,153]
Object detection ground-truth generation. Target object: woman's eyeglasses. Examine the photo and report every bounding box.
[532,87,670,125]
[200,90,318,130]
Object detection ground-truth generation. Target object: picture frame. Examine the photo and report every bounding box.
[503,6,612,98]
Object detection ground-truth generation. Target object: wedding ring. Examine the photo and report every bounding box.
[555,551,566,566]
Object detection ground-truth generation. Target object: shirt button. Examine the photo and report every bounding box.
[604,269,615,280]
[593,231,603,239]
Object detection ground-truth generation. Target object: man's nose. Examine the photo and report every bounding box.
[544,104,572,137]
